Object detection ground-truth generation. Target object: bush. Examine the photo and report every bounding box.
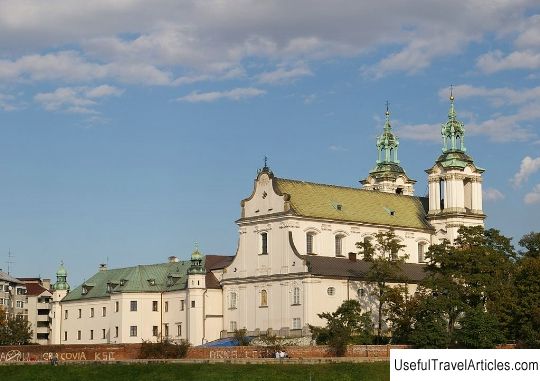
[233,328,250,346]
[139,339,190,359]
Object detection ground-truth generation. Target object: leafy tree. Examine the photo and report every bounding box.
[514,231,540,347]
[309,300,373,356]
[454,306,505,348]
[357,229,407,343]
[422,226,517,346]
[233,328,250,346]
[0,307,33,345]
[409,296,448,349]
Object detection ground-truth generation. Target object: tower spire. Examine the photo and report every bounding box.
[360,103,416,195]
[441,86,465,153]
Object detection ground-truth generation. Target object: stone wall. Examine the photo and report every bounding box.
[0,343,408,363]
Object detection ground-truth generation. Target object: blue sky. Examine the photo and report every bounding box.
[0,1,539,285]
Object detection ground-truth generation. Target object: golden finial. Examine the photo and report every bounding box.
[450,84,454,101]
[385,100,390,116]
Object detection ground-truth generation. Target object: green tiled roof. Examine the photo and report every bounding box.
[63,260,195,302]
[274,178,432,230]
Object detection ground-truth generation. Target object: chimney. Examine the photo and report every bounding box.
[99,263,108,271]
[42,278,51,290]
[348,252,357,262]
[168,256,179,263]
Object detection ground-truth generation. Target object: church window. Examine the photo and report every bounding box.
[229,292,237,309]
[327,287,335,296]
[152,326,158,337]
[230,321,237,332]
[130,301,137,311]
[358,288,365,298]
[177,324,182,337]
[260,232,268,254]
[292,287,301,305]
[130,326,137,337]
[152,300,158,312]
[260,289,268,307]
[292,318,301,330]
[335,235,345,256]
[418,242,427,262]
[306,232,315,254]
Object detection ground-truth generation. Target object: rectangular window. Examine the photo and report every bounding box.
[180,300,185,311]
[335,235,343,256]
[177,324,182,337]
[230,321,237,332]
[90,307,94,317]
[261,232,268,254]
[130,301,137,311]
[78,309,82,318]
[64,331,67,341]
[191,300,195,308]
[292,318,301,330]
[130,326,137,337]
[164,324,169,338]
[164,301,168,312]
[292,287,300,305]
[152,326,158,337]
[90,330,94,340]
[102,307,106,317]
[16,301,23,308]
[102,329,106,339]
[306,233,314,254]
[64,310,68,320]
[152,300,158,312]
[115,301,119,312]
[115,326,119,338]
[0,299,3,305]
[229,292,237,309]
[77,330,81,340]
[16,287,25,295]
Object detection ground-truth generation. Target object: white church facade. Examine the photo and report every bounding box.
[52,96,485,345]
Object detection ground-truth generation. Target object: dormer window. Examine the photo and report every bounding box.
[148,279,156,286]
[120,279,128,286]
[82,286,88,295]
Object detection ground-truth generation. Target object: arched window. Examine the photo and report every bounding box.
[306,232,315,254]
[260,232,268,254]
[260,289,268,307]
[335,235,345,256]
[292,287,300,305]
[418,242,427,262]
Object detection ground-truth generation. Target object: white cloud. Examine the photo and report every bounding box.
[257,64,312,84]
[512,156,540,188]
[477,49,540,73]
[440,84,540,106]
[397,123,441,142]
[524,184,540,204]
[0,93,19,111]
[0,1,536,86]
[34,85,123,114]
[477,14,540,73]
[177,87,266,103]
[329,145,348,152]
[483,188,505,201]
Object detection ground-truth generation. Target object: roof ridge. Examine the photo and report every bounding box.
[275,177,420,200]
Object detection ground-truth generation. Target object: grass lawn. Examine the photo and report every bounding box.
[0,362,389,381]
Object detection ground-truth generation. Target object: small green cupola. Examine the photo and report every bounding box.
[188,243,205,275]
[434,93,480,170]
[53,261,70,291]
[361,104,416,195]
[442,92,466,153]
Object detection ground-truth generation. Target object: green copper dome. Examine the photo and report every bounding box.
[53,261,70,291]
[188,244,205,275]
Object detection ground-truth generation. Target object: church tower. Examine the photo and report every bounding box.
[361,105,416,195]
[426,93,485,242]
[50,262,70,344]
[187,244,206,345]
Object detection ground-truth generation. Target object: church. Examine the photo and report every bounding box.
[53,95,486,345]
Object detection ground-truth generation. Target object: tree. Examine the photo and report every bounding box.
[357,229,407,343]
[309,300,373,356]
[514,231,540,347]
[233,328,250,346]
[422,226,517,346]
[0,307,33,345]
[454,306,505,348]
